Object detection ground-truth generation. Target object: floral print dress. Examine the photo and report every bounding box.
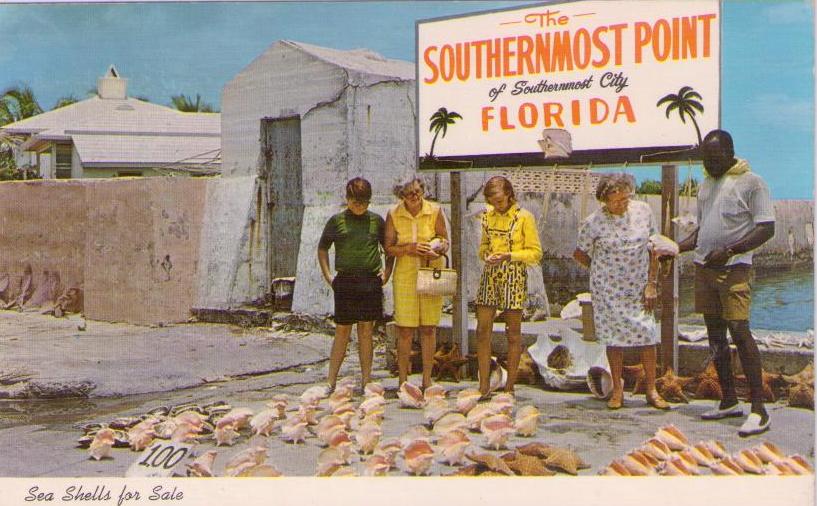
[576,200,658,347]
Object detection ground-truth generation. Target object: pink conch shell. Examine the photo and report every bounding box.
[701,439,728,459]
[171,422,202,443]
[328,429,352,448]
[400,426,431,448]
[374,439,402,465]
[710,456,745,475]
[424,398,452,426]
[688,443,716,467]
[186,450,217,477]
[316,447,348,476]
[601,460,631,476]
[751,441,786,464]
[328,392,354,412]
[237,464,282,477]
[621,451,657,476]
[214,424,240,446]
[733,449,764,474]
[128,426,156,452]
[296,404,320,425]
[363,454,391,476]
[432,412,468,436]
[355,423,383,455]
[675,451,700,474]
[781,455,813,475]
[664,454,699,475]
[154,419,178,439]
[88,428,115,461]
[480,414,514,450]
[280,417,308,444]
[300,385,329,406]
[466,404,498,431]
[317,415,345,444]
[438,441,470,466]
[403,439,435,476]
[216,408,254,430]
[358,396,386,417]
[250,409,280,437]
[514,406,540,437]
[225,446,267,477]
[654,424,689,451]
[361,409,384,426]
[488,393,515,415]
[329,466,357,477]
[641,438,672,461]
[456,389,481,414]
[265,394,289,419]
[398,382,426,409]
[423,384,446,400]
[173,411,206,429]
[364,382,386,398]
[439,429,470,448]
[763,462,794,476]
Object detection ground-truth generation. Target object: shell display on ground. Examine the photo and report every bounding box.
[456,389,481,414]
[397,382,426,409]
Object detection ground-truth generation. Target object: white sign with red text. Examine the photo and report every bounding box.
[417,0,720,160]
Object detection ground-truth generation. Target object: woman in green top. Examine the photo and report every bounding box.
[318,177,393,392]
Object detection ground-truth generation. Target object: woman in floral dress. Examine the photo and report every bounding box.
[573,174,669,410]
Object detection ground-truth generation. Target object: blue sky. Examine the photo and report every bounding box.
[0,1,812,199]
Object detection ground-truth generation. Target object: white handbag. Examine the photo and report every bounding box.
[416,254,457,296]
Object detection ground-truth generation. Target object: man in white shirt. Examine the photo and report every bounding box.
[678,129,775,437]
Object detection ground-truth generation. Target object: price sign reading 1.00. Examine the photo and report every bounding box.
[125,441,192,477]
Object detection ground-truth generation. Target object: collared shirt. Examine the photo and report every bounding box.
[694,164,775,266]
[479,203,543,266]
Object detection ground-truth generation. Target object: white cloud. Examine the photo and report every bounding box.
[750,93,813,131]
[763,1,813,24]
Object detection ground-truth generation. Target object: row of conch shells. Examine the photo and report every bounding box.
[601,424,813,476]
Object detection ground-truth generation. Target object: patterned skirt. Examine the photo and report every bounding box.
[475,261,527,310]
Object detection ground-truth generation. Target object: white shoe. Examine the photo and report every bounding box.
[738,413,771,437]
[701,402,743,420]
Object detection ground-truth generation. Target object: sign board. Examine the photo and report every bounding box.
[125,441,193,477]
[417,0,720,168]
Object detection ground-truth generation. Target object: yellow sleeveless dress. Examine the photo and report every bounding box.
[390,200,444,327]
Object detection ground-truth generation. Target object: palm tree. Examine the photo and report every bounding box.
[427,107,462,158]
[53,95,79,110]
[171,93,216,113]
[656,86,704,145]
[0,85,43,125]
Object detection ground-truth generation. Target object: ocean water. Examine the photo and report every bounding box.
[679,266,814,331]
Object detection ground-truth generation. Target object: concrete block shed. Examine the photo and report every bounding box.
[214,40,418,311]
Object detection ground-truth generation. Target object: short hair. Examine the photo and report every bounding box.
[394,177,426,199]
[346,177,372,202]
[483,176,516,203]
[595,173,635,202]
[702,129,735,157]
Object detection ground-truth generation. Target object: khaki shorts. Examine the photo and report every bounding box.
[694,264,753,321]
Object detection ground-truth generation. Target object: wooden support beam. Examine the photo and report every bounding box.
[450,172,469,359]
[660,164,679,373]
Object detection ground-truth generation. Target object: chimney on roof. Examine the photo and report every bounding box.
[97,65,127,99]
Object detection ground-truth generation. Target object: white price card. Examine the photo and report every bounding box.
[125,441,193,477]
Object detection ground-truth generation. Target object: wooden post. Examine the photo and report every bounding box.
[450,172,469,360]
[660,164,679,373]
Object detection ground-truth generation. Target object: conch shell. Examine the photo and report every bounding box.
[186,450,217,477]
[456,389,481,414]
[300,385,329,406]
[216,408,254,431]
[700,439,728,460]
[733,449,764,474]
[400,426,431,448]
[88,428,115,461]
[424,398,452,426]
[640,438,672,461]
[280,417,308,444]
[621,451,657,476]
[654,424,689,451]
[751,441,785,464]
[781,455,813,475]
[364,382,385,398]
[362,454,391,476]
[438,441,470,466]
[601,460,631,476]
[297,404,320,426]
[214,424,240,447]
[225,446,267,477]
[665,453,699,475]
[373,438,402,466]
[432,412,468,436]
[170,422,202,443]
[514,405,539,437]
[403,439,435,476]
[173,411,206,430]
[250,409,280,437]
[237,464,282,477]
[265,394,289,419]
[358,395,386,418]
[688,443,717,467]
[488,393,515,415]
[423,384,446,400]
[398,382,426,409]
[354,423,382,455]
[466,404,498,431]
[480,414,515,450]
[316,447,347,476]
[317,415,346,445]
[711,456,745,475]
[128,425,156,452]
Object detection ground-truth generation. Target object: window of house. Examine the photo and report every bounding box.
[55,144,72,179]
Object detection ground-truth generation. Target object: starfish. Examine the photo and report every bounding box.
[693,361,722,400]
[516,441,556,459]
[623,364,646,394]
[445,464,480,476]
[516,351,540,385]
[543,447,585,475]
[655,367,692,403]
[788,382,814,410]
[783,363,814,386]
[433,343,470,382]
[387,344,421,377]
[465,450,514,475]
[504,452,555,476]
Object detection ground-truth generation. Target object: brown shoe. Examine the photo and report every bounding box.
[607,390,623,410]
[646,391,670,410]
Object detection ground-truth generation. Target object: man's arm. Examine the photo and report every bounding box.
[317,248,333,286]
[573,248,591,269]
[677,228,698,254]
[703,222,775,267]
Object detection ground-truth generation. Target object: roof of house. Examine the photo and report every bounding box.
[2,96,220,169]
[280,40,415,85]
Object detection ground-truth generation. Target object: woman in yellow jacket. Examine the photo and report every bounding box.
[476,176,543,397]
[384,178,449,390]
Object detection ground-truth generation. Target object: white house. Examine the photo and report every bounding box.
[1,66,221,179]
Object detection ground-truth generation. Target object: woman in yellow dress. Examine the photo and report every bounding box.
[476,176,542,397]
[384,178,449,390]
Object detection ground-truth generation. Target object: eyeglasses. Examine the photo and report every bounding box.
[403,189,423,199]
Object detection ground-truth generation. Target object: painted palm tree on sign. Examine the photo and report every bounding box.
[427,107,462,158]
[171,93,217,113]
[656,86,704,145]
